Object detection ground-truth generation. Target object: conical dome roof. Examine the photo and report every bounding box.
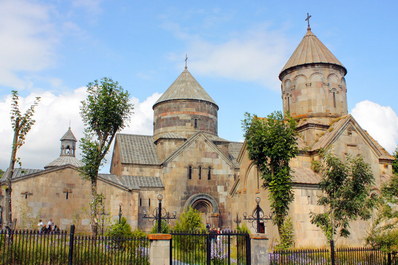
[154,68,217,108]
[61,127,77,141]
[279,29,346,80]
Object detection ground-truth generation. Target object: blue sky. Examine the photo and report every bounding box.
[1,0,398,172]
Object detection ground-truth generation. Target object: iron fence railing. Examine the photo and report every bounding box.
[270,247,397,265]
[170,231,250,265]
[0,226,149,265]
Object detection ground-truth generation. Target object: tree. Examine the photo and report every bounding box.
[4,90,40,228]
[311,153,377,262]
[367,174,398,252]
[174,207,206,232]
[242,111,298,235]
[80,77,133,235]
[392,148,398,175]
[0,169,4,177]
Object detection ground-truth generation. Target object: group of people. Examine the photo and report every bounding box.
[37,219,60,233]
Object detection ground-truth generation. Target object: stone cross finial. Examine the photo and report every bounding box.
[305,13,312,30]
[185,54,188,69]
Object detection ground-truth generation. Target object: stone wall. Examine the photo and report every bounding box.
[153,100,218,139]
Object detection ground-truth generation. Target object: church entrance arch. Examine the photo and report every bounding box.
[184,193,219,228]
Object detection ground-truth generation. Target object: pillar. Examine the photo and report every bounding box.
[250,233,269,265]
[148,234,171,265]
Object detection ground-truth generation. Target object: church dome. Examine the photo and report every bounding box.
[153,68,219,139]
[279,29,347,80]
[153,68,217,108]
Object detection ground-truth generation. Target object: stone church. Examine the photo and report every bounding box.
[0,24,394,248]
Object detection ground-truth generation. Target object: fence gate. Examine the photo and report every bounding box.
[170,231,250,265]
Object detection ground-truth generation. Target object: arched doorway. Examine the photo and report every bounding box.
[184,193,219,228]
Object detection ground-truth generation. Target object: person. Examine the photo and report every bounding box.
[47,219,54,231]
[37,219,44,232]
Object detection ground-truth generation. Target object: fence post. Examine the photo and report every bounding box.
[250,233,269,265]
[330,239,336,265]
[207,234,211,265]
[68,225,75,265]
[148,234,171,265]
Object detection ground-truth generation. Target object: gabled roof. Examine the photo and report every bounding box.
[311,115,394,160]
[291,167,321,185]
[45,156,84,169]
[0,168,43,182]
[162,132,238,168]
[279,29,346,79]
[154,69,217,107]
[116,134,160,165]
[61,127,77,141]
[99,174,163,191]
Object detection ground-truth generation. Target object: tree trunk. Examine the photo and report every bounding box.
[5,128,19,228]
[90,177,98,236]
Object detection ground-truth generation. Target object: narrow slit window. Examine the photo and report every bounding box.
[188,166,192,179]
[198,166,202,179]
[194,118,198,129]
[333,91,336,108]
[149,198,151,207]
[139,197,142,207]
[208,166,211,180]
[287,96,290,113]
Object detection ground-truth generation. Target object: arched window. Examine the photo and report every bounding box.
[208,166,211,180]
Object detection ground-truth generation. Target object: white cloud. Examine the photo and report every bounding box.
[165,23,291,90]
[0,89,159,173]
[351,100,398,153]
[0,0,58,88]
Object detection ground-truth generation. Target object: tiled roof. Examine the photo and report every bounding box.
[156,133,186,140]
[117,134,160,165]
[0,168,43,182]
[154,69,217,107]
[228,142,244,161]
[280,29,346,79]
[61,127,77,141]
[45,156,84,169]
[292,167,321,184]
[99,174,163,190]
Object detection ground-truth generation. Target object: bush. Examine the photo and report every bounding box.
[237,223,251,234]
[105,217,133,238]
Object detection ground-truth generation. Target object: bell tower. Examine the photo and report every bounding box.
[60,127,77,157]
[279,19,348,120]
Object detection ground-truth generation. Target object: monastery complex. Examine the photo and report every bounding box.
[0,24,394,248]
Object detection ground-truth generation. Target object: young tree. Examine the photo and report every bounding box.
[242,111,298,235]
[392,148,398,175]
[367,174,398,252]
[310,153,378,262]
[80,77,133,235]
[4,90,40,228]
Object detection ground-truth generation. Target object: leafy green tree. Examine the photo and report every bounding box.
[0,169,4,177]
[106,217,134,238]
[242,111,298,235]
[80,78,133,235]
[275,217,294,250]
[4,90,40,228]
[310,153,378,245]
[392,148,398,175]
[367,174,398,252]
[174,207,206,232]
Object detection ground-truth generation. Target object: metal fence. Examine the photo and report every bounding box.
[170,231,250,265]
[270,247,397,265]
[0,226,149,265]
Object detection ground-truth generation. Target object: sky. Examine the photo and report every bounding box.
[1,0,398,173]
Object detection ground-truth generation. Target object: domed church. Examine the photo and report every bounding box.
[1,22,394,247]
